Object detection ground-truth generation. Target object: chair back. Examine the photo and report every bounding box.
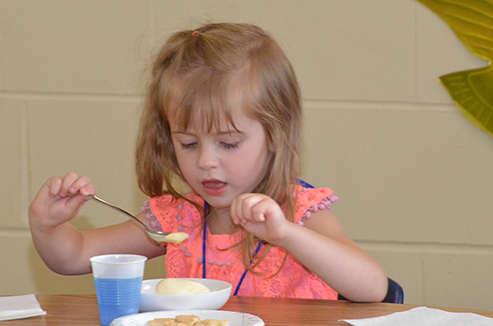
[382,278,404,304]
[338,277,404,304]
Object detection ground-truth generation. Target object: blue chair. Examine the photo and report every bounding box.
[338,278,404,304]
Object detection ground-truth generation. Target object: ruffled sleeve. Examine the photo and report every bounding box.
[140,200,161,229]
[146,194,204,233]
[294,186,338,225]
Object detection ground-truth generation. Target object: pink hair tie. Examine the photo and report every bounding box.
[192,31,199,36]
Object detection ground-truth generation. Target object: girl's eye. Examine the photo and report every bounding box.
[181,142,198,149]
[220,141,240,149]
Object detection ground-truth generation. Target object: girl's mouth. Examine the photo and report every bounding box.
[201,180,228,196]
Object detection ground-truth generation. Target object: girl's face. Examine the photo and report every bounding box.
[170,110,271,209]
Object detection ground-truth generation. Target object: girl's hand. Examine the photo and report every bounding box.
[230,193,290,244]
[29,172,97,230]
[29,172,167,275]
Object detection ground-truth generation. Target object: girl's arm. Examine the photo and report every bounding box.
[280,209,388,302]
[231,193,388,302]
[28,173,167,275]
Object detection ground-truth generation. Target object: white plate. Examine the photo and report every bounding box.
[110,310,264,326]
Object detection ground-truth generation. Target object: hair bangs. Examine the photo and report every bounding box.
[162,69,258,135]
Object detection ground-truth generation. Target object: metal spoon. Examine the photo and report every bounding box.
[86,194,189,243]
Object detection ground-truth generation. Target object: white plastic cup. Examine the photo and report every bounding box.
[90,254,147,325]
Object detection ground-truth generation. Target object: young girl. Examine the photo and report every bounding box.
[29,22,387,302]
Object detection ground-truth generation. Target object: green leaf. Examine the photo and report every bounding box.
[416,0,493,137]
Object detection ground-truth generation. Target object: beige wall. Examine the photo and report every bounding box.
[1,0,492,311]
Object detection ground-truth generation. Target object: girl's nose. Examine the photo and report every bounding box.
[197,146,218,171]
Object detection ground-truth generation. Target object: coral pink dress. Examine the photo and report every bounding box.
[143,185,338,299]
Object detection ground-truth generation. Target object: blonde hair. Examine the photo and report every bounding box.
[135,22,303,272]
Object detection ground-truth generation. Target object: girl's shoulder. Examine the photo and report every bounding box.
[294,185,338,224]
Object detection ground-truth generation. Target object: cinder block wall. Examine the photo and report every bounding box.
[1,1,492,311]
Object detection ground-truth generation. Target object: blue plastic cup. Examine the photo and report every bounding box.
[90,254,147,325]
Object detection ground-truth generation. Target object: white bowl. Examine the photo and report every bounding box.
[140,278,232,312]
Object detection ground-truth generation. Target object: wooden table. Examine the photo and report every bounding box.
[3,295,493,325]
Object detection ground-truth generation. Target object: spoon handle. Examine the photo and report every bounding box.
[88,195,149,231]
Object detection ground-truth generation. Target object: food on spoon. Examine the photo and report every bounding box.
[155,278,211,295]
[159,232,189,244]
[148,315,229,326]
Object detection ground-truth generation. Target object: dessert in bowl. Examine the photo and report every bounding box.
[140,278,232,312]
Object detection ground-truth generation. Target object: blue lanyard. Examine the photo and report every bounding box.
[297,179,314,189]
[233,241,262,296]
[202,202,208,280]
[201,202,262,296]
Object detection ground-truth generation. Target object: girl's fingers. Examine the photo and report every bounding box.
[247,196,272,223]
[231,195,249,225]
[45,173,96,199]
[78,183,97,197]
[46,177,63,198]
[65,192,91,212]
[68,175,94,195]
[231,194,268,224]
[250,199,267,222]
[238,195,251,222]
[240,194,257,223]
[59,173,80,196]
